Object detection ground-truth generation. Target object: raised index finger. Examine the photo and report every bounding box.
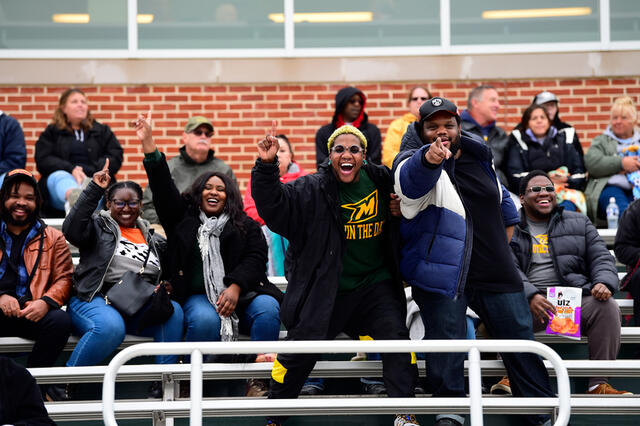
[103,158,110,172]
[270,120,277,138]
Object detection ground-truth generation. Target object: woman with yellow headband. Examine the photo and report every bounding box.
[252,123,420,426]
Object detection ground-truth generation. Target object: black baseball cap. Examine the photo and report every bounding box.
[419,97,460,124]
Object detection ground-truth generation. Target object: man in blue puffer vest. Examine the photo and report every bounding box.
[392,97,554,426]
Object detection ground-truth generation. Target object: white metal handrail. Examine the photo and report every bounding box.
[102,339,571,426]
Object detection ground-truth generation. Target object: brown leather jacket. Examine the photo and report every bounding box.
[0,223,73,308]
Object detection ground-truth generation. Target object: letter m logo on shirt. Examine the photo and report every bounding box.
[342,190,378,224]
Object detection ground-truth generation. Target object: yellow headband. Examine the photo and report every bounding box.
[327,125,368,153]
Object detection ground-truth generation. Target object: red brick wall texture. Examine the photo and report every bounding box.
[1,78,639,192]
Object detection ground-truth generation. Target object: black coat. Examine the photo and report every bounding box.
[314,87,381,168]
[35,121,123,215]
[506,127,585,194]
[143,153,282,306]
[0,356,55,426]
[251,158,405,339]
[510,208,618,300]
[62,181,165,302]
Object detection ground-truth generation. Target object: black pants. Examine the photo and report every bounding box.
[0,309,71,367]
[269,280,416,400]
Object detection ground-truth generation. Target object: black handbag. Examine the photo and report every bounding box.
[105,245,155,317]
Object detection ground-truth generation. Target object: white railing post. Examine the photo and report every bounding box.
[467,347,483,425]
[190,349,203,426]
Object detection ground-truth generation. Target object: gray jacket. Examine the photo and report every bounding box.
[510,208,618,300]
[142,146,236,223]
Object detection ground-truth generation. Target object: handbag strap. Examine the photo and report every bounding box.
[137,232,153,275]
[622,255,640,290]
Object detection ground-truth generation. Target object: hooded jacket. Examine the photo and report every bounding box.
[143,152,282,306]
[142,145,236,224]
[506,126,586,194]
[530,94,584,160]
[0,112,26,175]
[62,181,165,302]
[392,123,519,299]
[315,87,381,168]
[584,127,640,223]
[511,208,618,300]
[250,158,405,339]
[460,109,509,186]
[382,112,418,169]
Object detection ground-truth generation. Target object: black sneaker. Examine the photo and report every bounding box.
[299,383,323,395]
[44,384,73,401]
[363,382,386,395]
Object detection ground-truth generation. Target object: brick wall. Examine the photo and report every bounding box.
[1,77,639,192]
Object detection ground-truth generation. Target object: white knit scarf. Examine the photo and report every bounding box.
[197,210,238,341]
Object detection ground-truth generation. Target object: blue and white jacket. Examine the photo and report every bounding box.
[392,123,519,299]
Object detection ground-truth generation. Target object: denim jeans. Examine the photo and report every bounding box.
[413,286,553,426]
[46,170,80,211]
[183,294,280,342]
[66,295,184,366]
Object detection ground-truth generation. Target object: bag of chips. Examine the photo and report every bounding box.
[545,286,582,340]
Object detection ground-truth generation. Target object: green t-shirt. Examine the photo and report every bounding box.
[338,169,392,293]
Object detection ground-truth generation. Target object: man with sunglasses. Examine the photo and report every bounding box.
[315,86,382,169]
[0,169,73,401]
[393,97,554,426]
[142,116,236,225]
[461,85,509,187]
[509,170,630,395]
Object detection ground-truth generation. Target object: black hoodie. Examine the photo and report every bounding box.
[314,86,381,169]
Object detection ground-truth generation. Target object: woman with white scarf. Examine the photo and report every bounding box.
[135,113,283,397]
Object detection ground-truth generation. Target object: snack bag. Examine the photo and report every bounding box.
[545,286,581,340]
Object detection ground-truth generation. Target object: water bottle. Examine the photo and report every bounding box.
[606,197,619,229]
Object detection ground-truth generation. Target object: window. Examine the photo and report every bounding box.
[610,0,640,41]
[450,0,600,45]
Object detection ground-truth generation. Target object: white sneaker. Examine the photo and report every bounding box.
[394,414,420,426]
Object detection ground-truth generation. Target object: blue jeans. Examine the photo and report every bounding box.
[413,286,553,426]
[183,294,280,342]
[66,295,184,366]
[598,185,634,219]
[47,170,79,211]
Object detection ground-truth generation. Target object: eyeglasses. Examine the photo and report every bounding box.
[331,145,364,155]
[347,97,363,105]
[111,199,140,209]
[527,185,555,194]
[411,97,429,102]
[192,129,213,138]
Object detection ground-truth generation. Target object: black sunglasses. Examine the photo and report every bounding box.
[111,199,141,209]
[331,145,364,155]
[527,185,555,194]
[411,96,429,102]
[192,129,213,138]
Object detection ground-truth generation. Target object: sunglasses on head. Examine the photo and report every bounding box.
[192,129,213,138]
[110,199,140,209]
[7,169,33,178]
[411,96,429,102]
[527,185,555,194]
[331,145,364,155]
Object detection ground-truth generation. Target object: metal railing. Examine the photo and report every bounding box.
[103,339,570,426]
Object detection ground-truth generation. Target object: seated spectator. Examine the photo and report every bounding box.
[137,114,282,398]
[507,170,631,395]
[584,96,640,224]
[142,116,236,226]
[35,88,123,216]
[0,111,26,187]
[382,86,432,169]
[315,86,381,168]
[614,198,640,328]
[506,104,586,212]
[254,124,417,426]
[461,84,510,186]
[0,169,73,401]
[0,356,55,425]
[244,134,307,276]
[62,162,183,398]
[532,91,584,161]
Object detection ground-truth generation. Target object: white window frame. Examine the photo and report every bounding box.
[0,0,638,59]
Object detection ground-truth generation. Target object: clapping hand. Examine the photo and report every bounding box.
[424,137,451,165]
[257,120,280,163]
[92,158,111,189]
